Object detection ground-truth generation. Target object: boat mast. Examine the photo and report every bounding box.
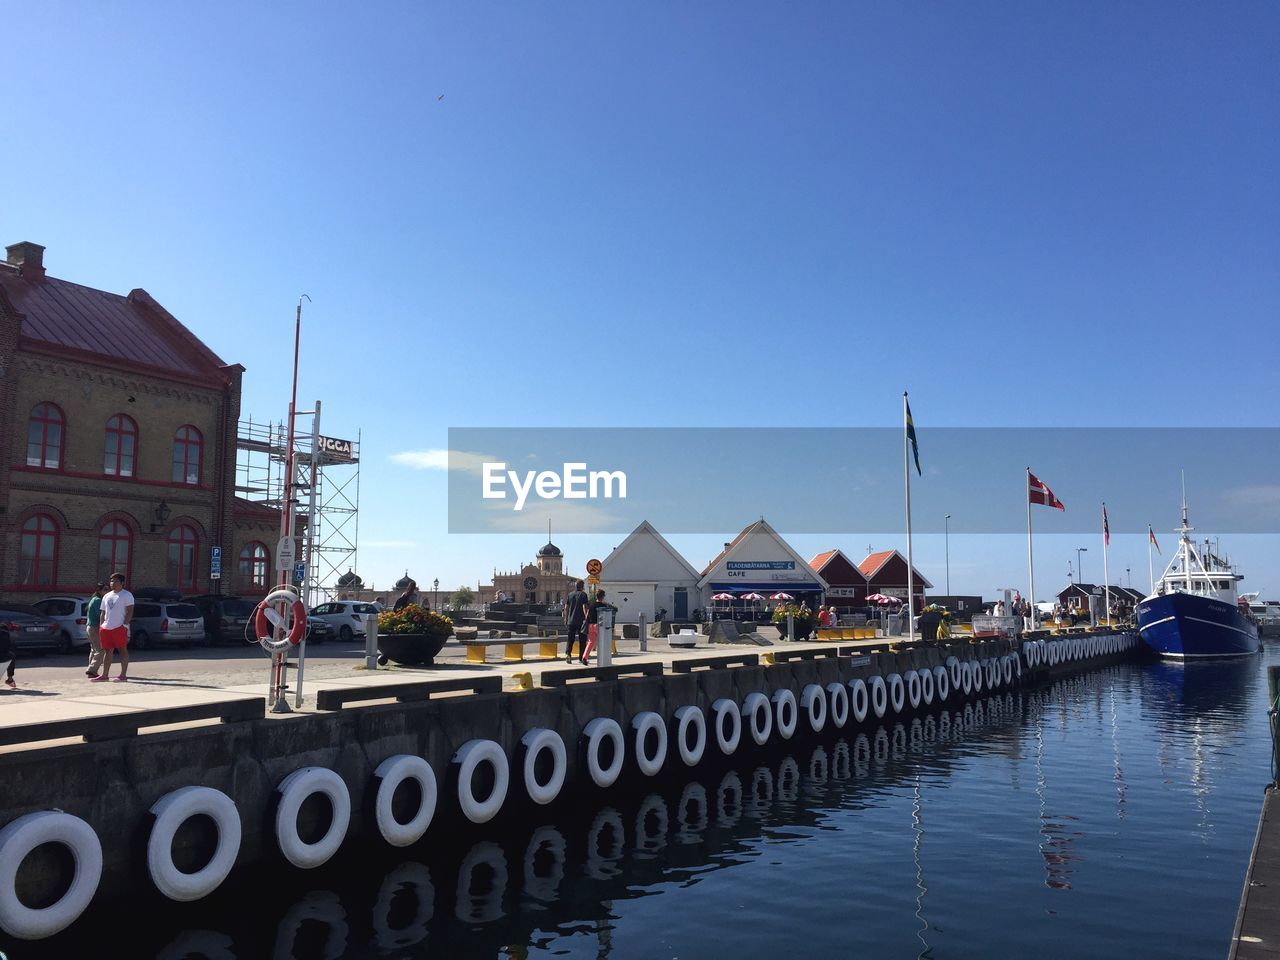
[1180,472,1194,592]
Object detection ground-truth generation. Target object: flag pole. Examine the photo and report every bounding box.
[904,392,916,644]
[1102,503,1112,626]
[1147,526,1155,595]
[1026,467,1036,629]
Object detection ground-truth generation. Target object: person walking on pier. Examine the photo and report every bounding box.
[564,579,588,663]
[93,572,134,683]
[393,580,418,612]
[85,582,106,678]
[582,589,607,665]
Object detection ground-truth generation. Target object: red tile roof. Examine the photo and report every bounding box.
[858,550,896,578]
[809,550,838,570]
[233,497,280,522]
[0,264,233,386]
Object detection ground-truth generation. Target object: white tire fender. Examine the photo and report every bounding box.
[906,670,922,709]
[870,675,888,719]
[772,688,798,739]
[887,673,906,714]
[800,684,827,733]
[453,740,509,824]
[0,811,102,940]
[826,682,850,728]
[712,698,742,754]
[148,786,241,900]
[849,678,869,724]
[742,692,773,745]
[673,706,707,767]
[520,728,566,806]
[632,711,668,776]
[582,718,625,788]
[276,767,351,869]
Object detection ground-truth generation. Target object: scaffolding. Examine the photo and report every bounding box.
[235,404,361,605]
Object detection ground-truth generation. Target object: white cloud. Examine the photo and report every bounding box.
[389,448,492,474]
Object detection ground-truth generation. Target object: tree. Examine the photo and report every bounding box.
[451,586,475,610]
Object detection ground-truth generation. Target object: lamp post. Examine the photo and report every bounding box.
[1126,566,1131,588]
[944,514,951,596]
[1076,547,1088,586]
[433,578,439,611]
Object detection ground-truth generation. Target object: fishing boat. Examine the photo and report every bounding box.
[1135,495,1259,659]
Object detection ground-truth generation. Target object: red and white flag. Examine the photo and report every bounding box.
[1149,525,1161,555]
[1103,504,1110,546]
[1028,471,1065,510]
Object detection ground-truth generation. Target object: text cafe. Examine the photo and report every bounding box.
[698,519,828,606]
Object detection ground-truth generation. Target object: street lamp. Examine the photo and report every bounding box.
[944,514,951,596]
[1126,566,1131,588]
[1076,547,1088,585]
[433,578,439,611]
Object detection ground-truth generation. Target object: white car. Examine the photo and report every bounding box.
[33,596,93,653]
[309,600,381,644]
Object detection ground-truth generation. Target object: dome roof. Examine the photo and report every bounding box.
[537,541,562,558]
[336,568,363,588]
[395,571,416,591]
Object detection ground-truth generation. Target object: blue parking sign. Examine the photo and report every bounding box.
[211,546,222,580]
[293,562,306,584]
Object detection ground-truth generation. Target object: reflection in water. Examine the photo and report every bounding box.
[24,657,1275,960]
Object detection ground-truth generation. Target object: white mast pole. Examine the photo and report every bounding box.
[1026,468,1036,629]
[1102,502,1111,626]
[904,392,916,643]
[1147,526,1155,595]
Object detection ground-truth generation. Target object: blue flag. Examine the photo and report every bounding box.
[905,394,921,476]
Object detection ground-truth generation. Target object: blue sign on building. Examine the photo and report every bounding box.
[293,562,307,584]
[211,546,222,580]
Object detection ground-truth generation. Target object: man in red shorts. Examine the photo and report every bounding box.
[93,572,134,683]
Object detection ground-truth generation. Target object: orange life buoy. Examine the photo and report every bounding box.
[254,589,307,652]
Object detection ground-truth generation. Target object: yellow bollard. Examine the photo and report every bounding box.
[512,671,534,691]
[762,651,776,665]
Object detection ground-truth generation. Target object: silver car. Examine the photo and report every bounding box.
[33,596,93,654]
[309,600,380,644]
[130,601,207,649]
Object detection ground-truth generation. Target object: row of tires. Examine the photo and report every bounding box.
[1021,632,1137,670]
[0,653,1030,941]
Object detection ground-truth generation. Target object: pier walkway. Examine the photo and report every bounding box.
[1232,786,1280,959]
[0,630,897,752]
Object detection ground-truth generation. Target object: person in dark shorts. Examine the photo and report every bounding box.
[564,579,589,663]
[1,623,15,689]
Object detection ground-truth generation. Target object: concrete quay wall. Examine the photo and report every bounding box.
[0,633,1138,931]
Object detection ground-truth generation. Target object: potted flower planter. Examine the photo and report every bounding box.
[377,632,448,666]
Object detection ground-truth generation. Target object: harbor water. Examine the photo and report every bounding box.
[18,648,1273,959]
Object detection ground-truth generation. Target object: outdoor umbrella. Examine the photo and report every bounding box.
[769,592,794,601]
[739,593,766,601]
[865,594,902,604]
[710,592,735,619]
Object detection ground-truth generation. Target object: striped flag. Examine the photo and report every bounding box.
[905,393,921,476]
[1103,504,1110,546]
[1149,525,1161,555]
[1028,471,1065,510]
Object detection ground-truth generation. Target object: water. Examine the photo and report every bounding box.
[19,650,1276,959]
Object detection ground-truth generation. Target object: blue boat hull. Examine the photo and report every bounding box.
[1135,592,1260,659]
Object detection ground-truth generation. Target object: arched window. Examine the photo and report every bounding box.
[172,426,203,485]
[167,524,199,592]
[26,403,64,469]
[103,414,138,477]
[97,521,133,584]
[20,514,58,586]
[239,542,270,590]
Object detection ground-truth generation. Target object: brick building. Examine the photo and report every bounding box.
[0,239,277,601]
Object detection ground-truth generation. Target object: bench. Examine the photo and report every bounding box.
[316,676,501,710]
[540,661,664,687]
[460,637,560,664]
[670,653,759,673]
[0,696,265,747]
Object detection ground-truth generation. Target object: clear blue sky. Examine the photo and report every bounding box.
[9,2,1279,599]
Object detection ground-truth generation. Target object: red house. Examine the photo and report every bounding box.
[809,550,868,610]
[858,549,932,611]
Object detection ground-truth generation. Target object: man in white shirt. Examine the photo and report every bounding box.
[93,572,135,682]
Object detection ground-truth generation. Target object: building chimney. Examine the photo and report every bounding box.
[724,542,732,552]
[5,241,46,281]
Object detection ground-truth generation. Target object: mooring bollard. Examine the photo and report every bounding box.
[638,613,648,652]
[598,606,614,668]
[364,613,378,670]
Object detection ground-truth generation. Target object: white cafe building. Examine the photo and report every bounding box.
[698,519,828,607]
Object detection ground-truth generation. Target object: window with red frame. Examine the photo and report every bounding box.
[98,520,133,583]
[103,414,138,477]
[167,524,199,592]
[20,514,58,586]
[172,426,203,484]
[239,541,270,590]
[26,403,64,469]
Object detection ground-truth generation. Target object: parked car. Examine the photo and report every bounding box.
[0,603,64,654]
[129,601,207,649]
[188,595,261,646]
[307,617,335,644]
[131,586,185,602]
[308,600,380,643]
[31,596,93,654]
